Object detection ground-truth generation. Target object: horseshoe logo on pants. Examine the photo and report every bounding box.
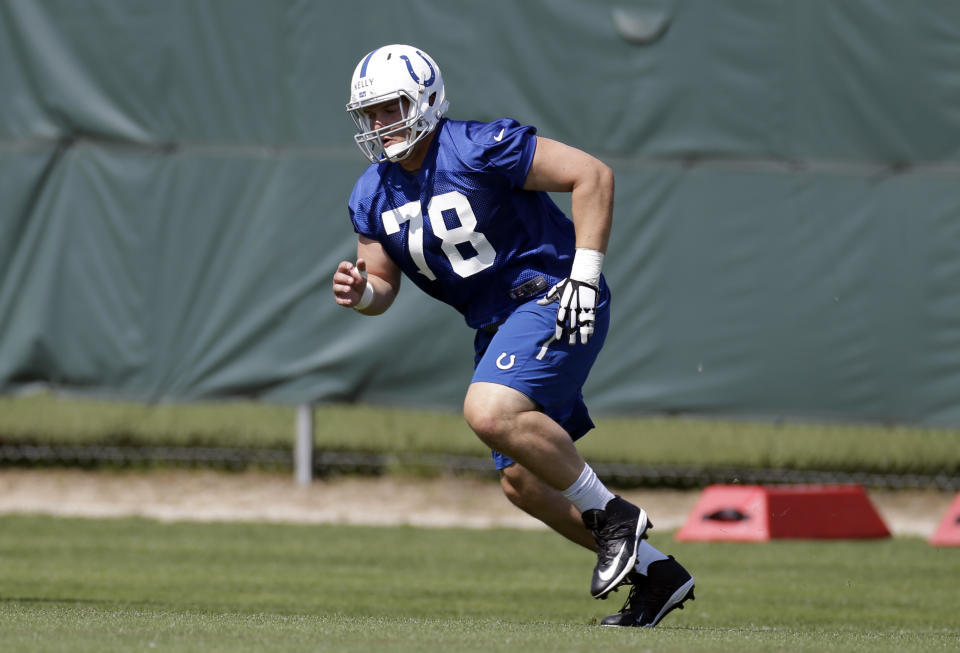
[496,353,516,370]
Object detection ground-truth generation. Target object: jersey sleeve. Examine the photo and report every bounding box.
[347,167,381,239]
[471,118,538,188]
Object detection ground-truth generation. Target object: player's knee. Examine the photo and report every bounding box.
[499,465,538,512]
[463,400,509,448]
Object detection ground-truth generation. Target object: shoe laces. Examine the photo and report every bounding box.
[589,506,635,542]
[615,582,644,616]
[618,574,670,619]
[590,520,633,561]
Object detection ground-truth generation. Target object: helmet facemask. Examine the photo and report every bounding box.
[346,45,449,164]
[347,90,432,163]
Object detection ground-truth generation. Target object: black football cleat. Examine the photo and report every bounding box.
[581,496,649,599]
[601,556,695,627]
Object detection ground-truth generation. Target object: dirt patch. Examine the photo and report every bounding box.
[0,468,952,538]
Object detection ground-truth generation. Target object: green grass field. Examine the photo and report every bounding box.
[2,394,958,650]
[1,514,957,652]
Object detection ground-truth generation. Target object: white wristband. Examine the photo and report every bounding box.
[353,281,375,311]
[570,248,604,287]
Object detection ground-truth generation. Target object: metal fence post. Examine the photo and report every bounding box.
[295,404,313,486]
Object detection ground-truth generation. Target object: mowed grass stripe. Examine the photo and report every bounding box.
[0,515,957,652]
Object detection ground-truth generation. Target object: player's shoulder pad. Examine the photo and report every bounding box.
[461,117,534,146]
[446,118,537,175]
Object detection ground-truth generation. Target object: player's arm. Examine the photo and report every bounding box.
[332,235,401,315]
[524,136,615,345]
[522,136,614,254]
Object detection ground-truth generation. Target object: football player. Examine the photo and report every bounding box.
[332,44,694,627]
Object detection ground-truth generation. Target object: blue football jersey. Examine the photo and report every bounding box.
[348,118,576,329]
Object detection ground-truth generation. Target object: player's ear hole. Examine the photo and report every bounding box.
[429,92,436,106]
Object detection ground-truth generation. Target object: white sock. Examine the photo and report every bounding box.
[634,541,669,575]
[562,464,615,513]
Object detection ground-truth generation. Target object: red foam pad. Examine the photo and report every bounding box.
[929,492,960,546]
[675,484,890,542]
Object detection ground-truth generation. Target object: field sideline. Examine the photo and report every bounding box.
[0,467,954,538]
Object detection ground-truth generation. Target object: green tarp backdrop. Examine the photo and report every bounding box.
[2,1,959,425]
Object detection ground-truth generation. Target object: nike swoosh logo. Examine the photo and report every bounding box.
[597,542,627,582]
[493,128,505,142]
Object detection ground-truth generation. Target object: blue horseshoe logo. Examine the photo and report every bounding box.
[399,51,436,87]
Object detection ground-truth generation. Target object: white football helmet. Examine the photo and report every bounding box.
[346,44,449,163]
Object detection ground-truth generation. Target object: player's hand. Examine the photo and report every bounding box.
[537,277,598,345]
[332,258,368,308]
